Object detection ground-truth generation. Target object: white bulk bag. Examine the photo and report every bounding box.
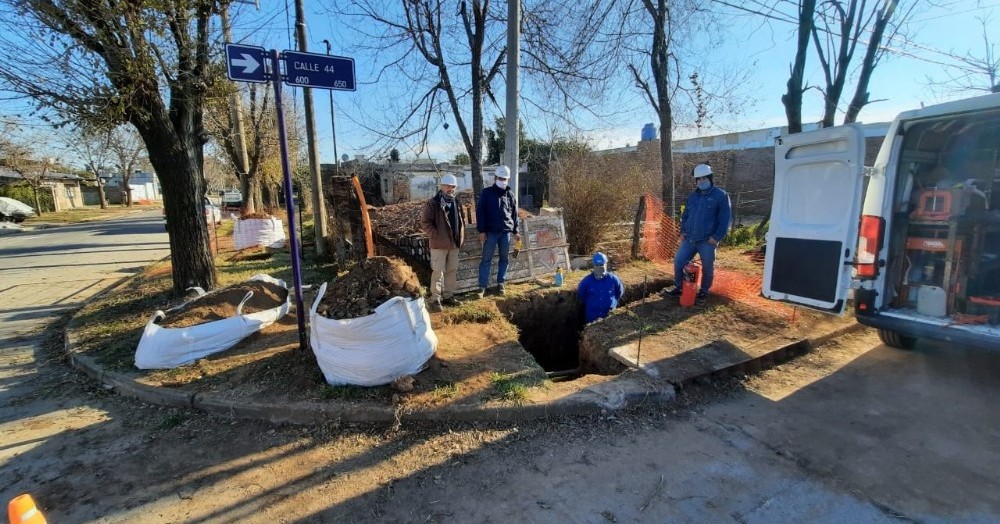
[134,274,291,369]
[309,282,437,386]
[232,214,286,250]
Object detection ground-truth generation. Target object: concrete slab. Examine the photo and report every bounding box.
[610,307,859,388]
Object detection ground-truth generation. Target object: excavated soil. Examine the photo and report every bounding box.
[158,281,288,328]
[316,256,422,319]
[76,248,801,413]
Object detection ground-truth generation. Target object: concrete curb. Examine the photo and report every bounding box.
[63,303,863,425]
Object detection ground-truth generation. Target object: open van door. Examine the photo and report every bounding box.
[763,124,867,313]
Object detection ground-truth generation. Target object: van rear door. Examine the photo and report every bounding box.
[763,124,867,313]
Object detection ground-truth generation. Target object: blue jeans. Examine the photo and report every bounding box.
[478,231,511,288]
[674,239,717,293]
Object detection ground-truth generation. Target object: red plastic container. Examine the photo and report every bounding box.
[680,263,700,307]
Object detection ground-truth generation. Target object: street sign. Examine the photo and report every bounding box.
[225,43,268,83]
[281,50,356,91]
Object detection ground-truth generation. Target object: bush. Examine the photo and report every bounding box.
[550,150,659,255]
[725,221,769,249]
[0,183,52,212]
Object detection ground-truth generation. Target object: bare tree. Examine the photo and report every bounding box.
[628,0,677,215]
[336,0,617,196]
[620,1,751,215]
[0,0,219,292]
[205,82,283,213]
[104,126,146,207]
[783,0,816,134]
[69,125,112,209]
[778,0,913,130]
[813,0,911,125]
[339,0,506,195]
[0,134,53,214]
[924,13,1000,96]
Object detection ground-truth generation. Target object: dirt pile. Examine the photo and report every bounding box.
[238,212,273,220]
[159,281,288,328]
[316,256,423,319]
[370,190,477,238]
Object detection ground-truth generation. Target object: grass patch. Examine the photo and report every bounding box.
[432,381,460,401]
[441,301,502,324]
[25,204,156,224]
[318,384,390,401]
[490,371,535,404]
[156,411,187,430]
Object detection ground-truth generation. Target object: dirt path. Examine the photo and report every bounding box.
[7,323,998,522]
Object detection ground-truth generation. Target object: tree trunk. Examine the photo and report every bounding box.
[844,0,896,124]
[783,0,816,134]
[31,186,41,215]
[649,0,675,216]
[96,176,108,209]
[141,129,216,293]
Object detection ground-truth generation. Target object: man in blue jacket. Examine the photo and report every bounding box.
[667,163,732,301]
[476,165,520,297]
[577,252,624,323]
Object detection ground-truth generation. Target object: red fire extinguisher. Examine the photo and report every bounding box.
[680,262,700,307]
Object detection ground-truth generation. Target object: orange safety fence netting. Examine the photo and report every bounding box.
[640,193,795,320]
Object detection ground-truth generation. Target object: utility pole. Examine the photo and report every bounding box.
[323,39,347,265]
[323,40,340,175]
[505,0,520,208]
[295,0,329,256]
[220,2,254,213]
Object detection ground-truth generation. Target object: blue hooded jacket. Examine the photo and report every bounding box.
[680,185,732,243]
[577,272,624,323]
[476,184,518,234]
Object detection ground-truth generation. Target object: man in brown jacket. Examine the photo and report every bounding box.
[420,174,465,311]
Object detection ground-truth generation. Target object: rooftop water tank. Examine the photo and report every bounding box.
[641,123,656,141]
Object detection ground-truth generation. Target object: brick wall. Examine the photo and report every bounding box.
[662,135,885,223]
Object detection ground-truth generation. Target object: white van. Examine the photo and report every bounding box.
[763,93,1000,350]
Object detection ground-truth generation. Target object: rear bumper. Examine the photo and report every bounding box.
[857,312,1000,351]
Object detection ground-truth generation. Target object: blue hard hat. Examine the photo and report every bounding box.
[592,252,608,266]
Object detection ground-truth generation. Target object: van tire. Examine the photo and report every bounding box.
[878,329,916,349]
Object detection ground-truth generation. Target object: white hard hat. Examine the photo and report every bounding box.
[440,174,458,186]
[693,164,712,178]
[495,165,511,178]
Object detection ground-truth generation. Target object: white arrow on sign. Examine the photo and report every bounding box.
[231,53,260,75]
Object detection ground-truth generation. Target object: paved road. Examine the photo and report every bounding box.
[1,216,998,522]
[0,211,170,519]
[0,212,169,340]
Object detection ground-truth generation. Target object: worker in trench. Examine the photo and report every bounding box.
[420,173,465,312]
[577,252,624,323]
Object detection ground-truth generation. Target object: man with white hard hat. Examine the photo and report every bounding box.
[665,163,731,303]
[420,173,465,311]
[475,165,520,297]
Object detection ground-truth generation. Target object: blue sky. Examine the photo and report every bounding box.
[3,1,999,167]
[277,0,1000,163]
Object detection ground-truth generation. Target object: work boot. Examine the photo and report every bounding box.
[497,283,506,296]
[476,288,487,299]
[662,286,682,297]
[427,299,442,313]
[442,297,461,307]
[696,290,709,305]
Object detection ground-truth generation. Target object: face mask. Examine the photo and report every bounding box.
[697,180,711,191]
[593,265,607,279]
[495,179,509,190]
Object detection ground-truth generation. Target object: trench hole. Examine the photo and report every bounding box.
[498,276,672,380]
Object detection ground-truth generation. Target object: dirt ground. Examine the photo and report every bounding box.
[68,249,801,412]
[6,317,899,523]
